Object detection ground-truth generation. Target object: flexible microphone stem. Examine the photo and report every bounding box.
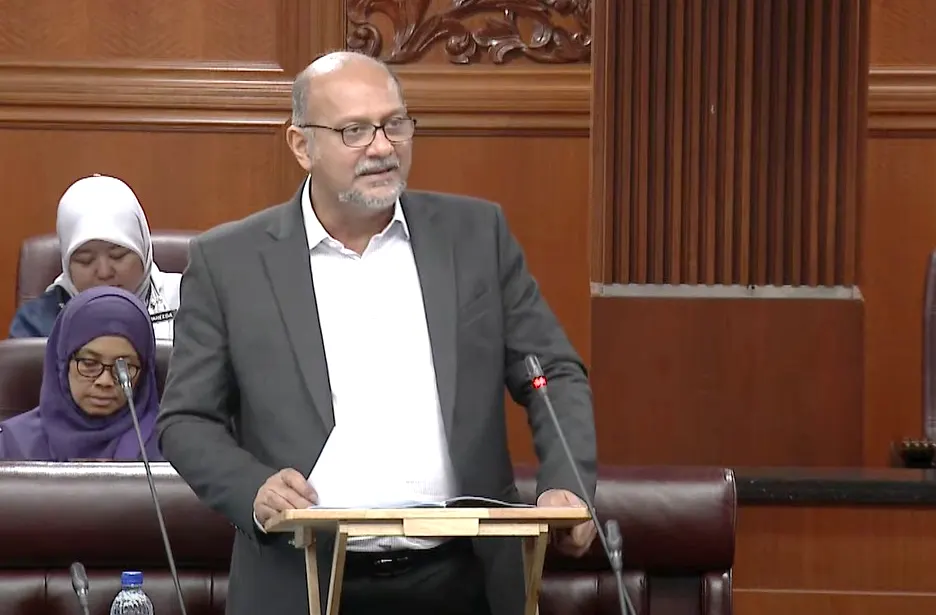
[69,561,91,615]
[524,355,636,615]
[115,358,188,615]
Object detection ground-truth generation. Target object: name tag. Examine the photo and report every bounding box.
[150,310,177,323]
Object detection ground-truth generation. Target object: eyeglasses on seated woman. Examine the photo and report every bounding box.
[0,286,163,461]
[7,174,182,341]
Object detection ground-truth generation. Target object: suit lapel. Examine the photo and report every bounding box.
[260,196,335,432]
[403,194,457,438]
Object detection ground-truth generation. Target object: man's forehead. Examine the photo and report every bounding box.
[312,77,403,119]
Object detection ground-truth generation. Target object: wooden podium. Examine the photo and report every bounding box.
[265,506,591,615]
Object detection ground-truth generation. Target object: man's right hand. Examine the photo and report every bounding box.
[253,468,318,527]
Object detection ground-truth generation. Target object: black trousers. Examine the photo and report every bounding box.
[338,540,492,615]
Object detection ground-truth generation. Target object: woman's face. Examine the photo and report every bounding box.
[68,335,142,417]
[68,240,145,293]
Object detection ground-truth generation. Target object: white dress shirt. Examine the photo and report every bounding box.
[301,179,457,551]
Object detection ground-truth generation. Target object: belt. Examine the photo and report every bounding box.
[343,538,473,578]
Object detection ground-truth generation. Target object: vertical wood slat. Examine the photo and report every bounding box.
[598,0,867,286]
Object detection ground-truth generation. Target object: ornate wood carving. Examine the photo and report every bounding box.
[346,0,591,64]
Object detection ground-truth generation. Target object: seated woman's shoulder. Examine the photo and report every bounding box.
[8,287,66,339]
[0,409,41,461]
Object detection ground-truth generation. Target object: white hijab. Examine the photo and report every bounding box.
[49,174,157,301]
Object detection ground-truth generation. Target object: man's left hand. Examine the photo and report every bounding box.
[536,488,596,557]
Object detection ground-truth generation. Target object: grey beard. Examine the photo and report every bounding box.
[338,179,406,211]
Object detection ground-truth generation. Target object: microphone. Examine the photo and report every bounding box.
[524,354,636,615]
[69,561,90,615]
[115,358,188,615]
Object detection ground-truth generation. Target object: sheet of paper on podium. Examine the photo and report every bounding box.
[306,424,532,510]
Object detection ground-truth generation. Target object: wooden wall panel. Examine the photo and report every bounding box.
[734,504,936,614]
[592,0,867,286]
[0,0,592,465]
[862,0,936,465]
[0,0,282,64]
[590,296,863,466]
[588,0,869,466]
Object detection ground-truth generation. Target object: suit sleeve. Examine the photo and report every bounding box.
[495,206,598,503]
[156,239,276,540]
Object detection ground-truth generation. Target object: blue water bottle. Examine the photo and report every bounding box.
[109,571,155,615]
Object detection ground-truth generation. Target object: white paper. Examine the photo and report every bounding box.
[306,425,436,509]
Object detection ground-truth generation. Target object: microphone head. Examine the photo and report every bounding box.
[524,354,548,390]
[524,354,544,380]
[606,519,623,550]
[69,561,89,592]
[113,357,132,390]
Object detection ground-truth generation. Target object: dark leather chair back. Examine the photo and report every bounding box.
[16,231,195,306]
[516,465,735,615]
[0,462,233,615]
[0,339,173,421]
[0,464,736,615]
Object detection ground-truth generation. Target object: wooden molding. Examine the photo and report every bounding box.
[869,67,936,134]
[0,62,589,134]
[396,65,590,135]
[0,63,290,114]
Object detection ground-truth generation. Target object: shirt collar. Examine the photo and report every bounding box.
[300,175,409,251]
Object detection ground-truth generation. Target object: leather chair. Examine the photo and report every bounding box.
[0,462,233,615]
[16,231,195,306]
[0,463,736,615]
[0,339,174,421]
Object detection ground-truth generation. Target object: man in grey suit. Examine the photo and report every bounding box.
[157,50,597,615]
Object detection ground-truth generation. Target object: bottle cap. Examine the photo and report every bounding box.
[121,571,143,586]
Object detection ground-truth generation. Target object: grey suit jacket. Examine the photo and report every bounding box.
[156,186,597,615]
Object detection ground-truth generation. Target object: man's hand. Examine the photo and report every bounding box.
[537,488,596,557]
[253,468,318,527]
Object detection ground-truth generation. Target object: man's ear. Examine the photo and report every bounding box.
[286,126,314,172]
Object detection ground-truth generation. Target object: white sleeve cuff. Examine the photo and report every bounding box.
[253,510,268,534]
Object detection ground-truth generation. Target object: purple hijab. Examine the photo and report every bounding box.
[0,286,162,461]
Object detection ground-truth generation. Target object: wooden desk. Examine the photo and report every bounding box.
[733,467,936,615]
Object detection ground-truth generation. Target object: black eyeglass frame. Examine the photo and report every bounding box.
[72,356,141,382]
[293,117,417,148]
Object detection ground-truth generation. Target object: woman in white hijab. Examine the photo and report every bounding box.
[8,175,182,341]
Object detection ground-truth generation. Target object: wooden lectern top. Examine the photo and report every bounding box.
[265,505,590,535]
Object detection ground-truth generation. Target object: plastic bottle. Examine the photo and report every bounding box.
[108,570,155,615]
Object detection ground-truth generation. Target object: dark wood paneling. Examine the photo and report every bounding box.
[862,0,936,464]
[590,296,863,466]
[0,0,312,74]
[735,591,936,615]
[735,503,936,614]
[591,0,868,286]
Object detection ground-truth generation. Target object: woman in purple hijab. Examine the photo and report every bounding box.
[0,285,162,461]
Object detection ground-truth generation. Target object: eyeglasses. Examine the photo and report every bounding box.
[294,117,417,148]
[72,357,140,382]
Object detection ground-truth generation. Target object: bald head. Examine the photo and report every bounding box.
[291,51,404,126]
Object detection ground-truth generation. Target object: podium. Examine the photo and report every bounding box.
[265,506,591,615]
